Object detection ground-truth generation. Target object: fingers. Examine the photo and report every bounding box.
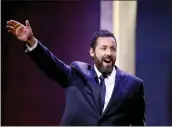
[14,24,20,29]
[6,25,15,31]
[6,25,15,35]
[7,20,22,26]
[6,19,25,34]
[8,30,15,35]
[7,20,24,30]
[6,23,24,36]
[25,20,30,28]
[16,26,24,36]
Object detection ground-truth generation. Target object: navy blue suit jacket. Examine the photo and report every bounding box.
[26,41,146,126]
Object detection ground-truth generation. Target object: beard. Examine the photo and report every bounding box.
[94,54,115,75]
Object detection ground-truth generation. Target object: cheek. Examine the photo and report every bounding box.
[97,51,105,57]
[95,51,101,57]
[96,54,104,61]
[95,55,102,61]
[112,52,117,57]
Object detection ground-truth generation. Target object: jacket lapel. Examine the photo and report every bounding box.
[101,66,126,118]
[86,66,102,114]
[71,63,101,113]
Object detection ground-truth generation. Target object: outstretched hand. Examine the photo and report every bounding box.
[6,20,37,47]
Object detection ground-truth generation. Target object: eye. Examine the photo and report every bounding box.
[111,47,116,51]
[101,47,106,50]
[100,46,106,50]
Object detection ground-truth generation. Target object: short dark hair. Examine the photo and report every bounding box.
[90,29,116,49]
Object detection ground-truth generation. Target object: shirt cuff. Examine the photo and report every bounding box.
[25,40,38,52]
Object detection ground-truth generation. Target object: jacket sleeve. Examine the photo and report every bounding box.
[131,81,146,126]
[25,41,75,87]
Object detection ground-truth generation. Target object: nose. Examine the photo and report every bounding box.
[105,49,112,56]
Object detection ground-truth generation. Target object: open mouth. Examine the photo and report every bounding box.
[103,59,111,64]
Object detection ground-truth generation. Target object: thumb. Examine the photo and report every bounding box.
[25,20,31,28]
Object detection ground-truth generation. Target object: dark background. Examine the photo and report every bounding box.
[136,1,172,125]
[2,0,172,126]
[2,1,100,125]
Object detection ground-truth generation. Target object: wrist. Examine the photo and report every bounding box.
[26,36,37,47]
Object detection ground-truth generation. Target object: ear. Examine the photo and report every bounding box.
[89,47,94,58]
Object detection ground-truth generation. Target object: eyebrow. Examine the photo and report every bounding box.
[100,45,116,48]
[101,45,107,47]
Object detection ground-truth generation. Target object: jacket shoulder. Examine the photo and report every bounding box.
[70,61,92,76]
[120,70,145,93]
[118,68,144,84]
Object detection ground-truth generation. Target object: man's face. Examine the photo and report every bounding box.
[90,37,117,74]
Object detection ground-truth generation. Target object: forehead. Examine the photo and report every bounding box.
[96,37,116,46]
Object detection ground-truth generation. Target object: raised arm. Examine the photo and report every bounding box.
[6,20,75,87]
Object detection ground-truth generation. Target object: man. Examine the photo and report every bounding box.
[6,19,146,126]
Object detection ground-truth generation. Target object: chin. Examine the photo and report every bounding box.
[103,66,113,74]
[103,63,113,68]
